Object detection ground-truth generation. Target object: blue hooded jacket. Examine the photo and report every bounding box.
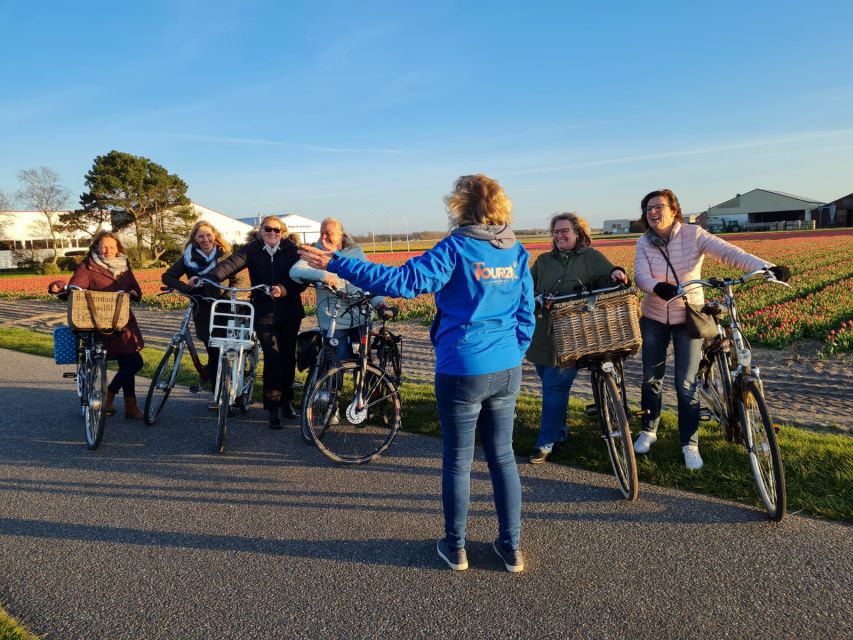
[326,225,535,376]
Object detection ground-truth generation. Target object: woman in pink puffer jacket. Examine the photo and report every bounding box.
[632,189,789,470]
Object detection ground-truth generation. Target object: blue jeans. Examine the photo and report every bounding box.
[434,366,522,551]
[332,327,360,362]
[640,316,702,446]
[534,364,579,452]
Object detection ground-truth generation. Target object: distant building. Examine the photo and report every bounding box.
[602,219,632,234]
[707,189,823,232]
[811,192,853,228]
[280,214,321,245]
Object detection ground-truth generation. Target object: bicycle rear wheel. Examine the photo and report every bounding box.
[738,380,786,521]
[84,355,107,450]
[300,363,322,444]
[305,361,400,464]
[144,343,182,425]
[698,346,736,440]
[216,361,232,454]
[596,370,638,500]
[374,334,402,386]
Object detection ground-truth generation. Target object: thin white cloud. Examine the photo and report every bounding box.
[508,128,853,176]
[173,133,404,154]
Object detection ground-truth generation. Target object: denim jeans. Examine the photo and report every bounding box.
[639,316,702,446]
[534,364,579,452]
[331,327,360,362]
[434,365,522,551]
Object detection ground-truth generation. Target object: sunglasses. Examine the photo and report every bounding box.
[263,226,282,234]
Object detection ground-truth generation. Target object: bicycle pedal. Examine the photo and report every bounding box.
[632,409,649,418]
[62,372,77,379]
[772,423,781,434]
[699,409,712,421]
[585,403,598,417]
[188,385,200,393]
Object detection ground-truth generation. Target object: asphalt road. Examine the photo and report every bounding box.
[0,348,850,640]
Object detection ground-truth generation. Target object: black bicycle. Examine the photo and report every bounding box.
[539,284,640,500]
[143,288,211,425]
[301,285,402,464]
[677,268,790,521]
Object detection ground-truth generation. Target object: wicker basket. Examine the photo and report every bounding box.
[67,290,130,332]
[550,288,642,366]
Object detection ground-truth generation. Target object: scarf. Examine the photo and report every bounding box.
[645,228,669,247]
[451,224,516,248]
[183,245,221,275]
[91,252,129,277]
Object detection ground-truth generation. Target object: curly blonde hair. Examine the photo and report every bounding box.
[444,174,512,228]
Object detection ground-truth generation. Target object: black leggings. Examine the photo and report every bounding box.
[108,352,144,397]
[193,306,220,380]
[256,317,302,411]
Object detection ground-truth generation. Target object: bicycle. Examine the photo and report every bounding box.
[53,285,110,450]
[297,283,402,444]
[143,288,212,425]
[198,278,266,453]
[540,284,640,500]
[676,268,791,521]
[302,284,402,464]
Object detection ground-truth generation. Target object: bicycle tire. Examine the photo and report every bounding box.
[737,379,786,521]
[597,370,638,501]
[375,335,402,386]
[698,346,736,440]
[144,343,181,425]
[305,361,400,464]
[216,361,232,454]
[76,358,86,416]
[84,355,107,450]
[239,341,259,414]
[300,363,322,443]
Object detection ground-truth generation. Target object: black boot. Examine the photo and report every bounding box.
[282,402,297,419]
[268,409,282,429]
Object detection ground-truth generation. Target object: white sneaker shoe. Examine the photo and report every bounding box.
[682,444,704,470]
[634,431,657,454]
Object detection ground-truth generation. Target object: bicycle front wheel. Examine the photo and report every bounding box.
[216,361,233,454]
[144,343,182,425]
[305,361,400,464]
[597,370,638,501]
[738,380,785,521]
[300,363,322,444]
[84,355,107,450]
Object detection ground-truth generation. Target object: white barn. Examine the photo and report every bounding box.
[238,213,322,245]
[708,189,824,232]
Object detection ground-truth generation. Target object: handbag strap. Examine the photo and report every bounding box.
[84,290,120,335]
[655,246,680,287]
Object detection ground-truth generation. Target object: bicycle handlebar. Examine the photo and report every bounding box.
[536,283,628,306]
[195,278,272,296]
[668,268,791,304]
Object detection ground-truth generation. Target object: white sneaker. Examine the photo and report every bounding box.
[634,431,657,454]
[682,445,704,470]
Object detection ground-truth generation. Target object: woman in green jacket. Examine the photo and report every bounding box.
[526,213,627,464]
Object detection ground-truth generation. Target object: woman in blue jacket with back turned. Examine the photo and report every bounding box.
[299,174,535,573]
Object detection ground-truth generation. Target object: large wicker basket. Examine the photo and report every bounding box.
[67,290,130,333]
[550,288,642,366]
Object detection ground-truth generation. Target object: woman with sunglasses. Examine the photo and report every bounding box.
[208,215,306,428]
[633,189,789,469]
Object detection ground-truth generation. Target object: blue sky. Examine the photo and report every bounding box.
[2,0,852,234]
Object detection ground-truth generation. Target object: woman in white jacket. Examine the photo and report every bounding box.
[633,189,789,469]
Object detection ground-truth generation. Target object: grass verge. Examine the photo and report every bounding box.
[2,326,850,522]
[0,604,40,640]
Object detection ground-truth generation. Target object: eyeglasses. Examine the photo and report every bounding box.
[263,226,282,234]
[552,228,576,236]
[644,204,670,214]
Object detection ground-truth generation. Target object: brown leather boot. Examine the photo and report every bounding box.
[105,390,117,416]
[124,396,143,420]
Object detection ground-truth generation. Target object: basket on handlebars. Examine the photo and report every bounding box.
[550,288,642,366]
[67,290,130,333]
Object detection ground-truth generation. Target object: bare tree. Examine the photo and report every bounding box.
[0,189,13,212]
[16,167,71,263]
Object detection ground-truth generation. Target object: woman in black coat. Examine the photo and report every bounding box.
[207,216,306,427]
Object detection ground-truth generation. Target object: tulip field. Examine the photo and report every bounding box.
[1,230,850,351]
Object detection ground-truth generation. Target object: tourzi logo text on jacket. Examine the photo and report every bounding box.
[473,261,517,282]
